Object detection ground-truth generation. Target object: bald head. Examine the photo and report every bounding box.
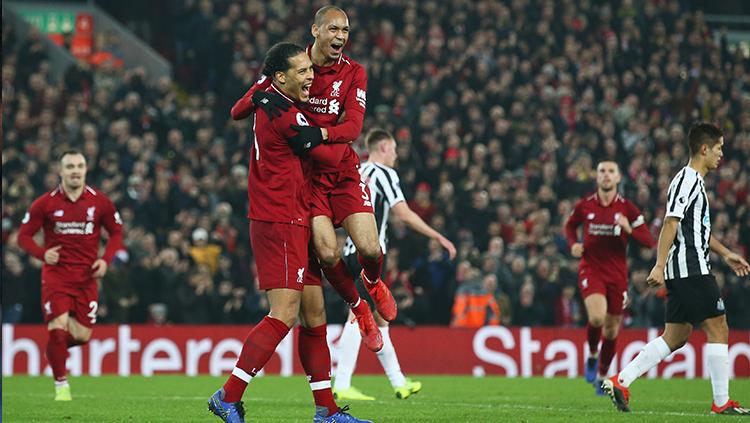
[314,5,346,27]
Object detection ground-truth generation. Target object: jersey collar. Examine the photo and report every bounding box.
[269,84,295,105]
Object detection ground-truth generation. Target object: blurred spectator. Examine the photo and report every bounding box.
[3,0,748,327]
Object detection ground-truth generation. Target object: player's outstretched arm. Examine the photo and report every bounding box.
[391,202,456,259]
[647,217,680,287]
[709,235,750,277]
[100,199,125,268]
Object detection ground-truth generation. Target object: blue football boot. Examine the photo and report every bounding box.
[313,405,373,423]
[584,356,599,383]
[208,388,246,423]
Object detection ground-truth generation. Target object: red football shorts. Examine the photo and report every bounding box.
[310,165,374,227]
[250,220,311,291]
[41,279,99,328]
[578,267,628,315]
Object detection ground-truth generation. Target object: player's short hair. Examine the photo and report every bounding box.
[364,128,393,151]
[687,122,723,156]
[596,160,620,171]
[314,5,346,27]
[59,149,85,163]
[262,42,305,78]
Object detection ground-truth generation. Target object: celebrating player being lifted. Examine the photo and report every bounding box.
[565,160,655,394]
[603,122,750,415]
[208,42,371,423]
[18,150,125,401]
[334,128,456,401]
[232,6,393,353]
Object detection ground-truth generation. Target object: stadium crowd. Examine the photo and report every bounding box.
[3,0,750,329]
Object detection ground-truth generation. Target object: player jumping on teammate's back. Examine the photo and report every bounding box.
[208,41,371,423]
[18,150,125,401]
[231,6,394,354]
[602,123,750,415]
[565,160,655,395]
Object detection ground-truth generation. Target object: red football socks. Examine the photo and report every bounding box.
[299,324,338,416]
[586,323,602,355]
[47,329,69,382]
[358,253,383,283]
[223,316,290,402]
[599,338,617,376]
[322,260,360,306]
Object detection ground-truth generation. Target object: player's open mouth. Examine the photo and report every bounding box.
[330,42,343,54]
[301,83,311,96]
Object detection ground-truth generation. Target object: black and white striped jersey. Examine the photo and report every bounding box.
[343,162,405,257]
[664,166,711,280]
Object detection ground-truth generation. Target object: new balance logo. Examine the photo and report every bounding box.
[44,301,52,315]
[54,210,64,217]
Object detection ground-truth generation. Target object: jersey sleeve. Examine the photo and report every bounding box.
[324,65,367,143]
[17,196,47,260]
[665,169,700,220]
[380,167,405,207]
[625,200,656,248]
[100,195,125,263]
[564,200,585,248]
[230,76,273,120]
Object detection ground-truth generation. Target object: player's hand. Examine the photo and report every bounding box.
[646,264,665,287]
[724,252,750,277]
[44,246,61,265]
[616,214,632,234]
[439,236,457,260]
[571,243,584,258]
[252,91,289,120]
[91,259,108,278]
[288,125,323,156]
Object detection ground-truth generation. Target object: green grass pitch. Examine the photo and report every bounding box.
[3,375,748,422]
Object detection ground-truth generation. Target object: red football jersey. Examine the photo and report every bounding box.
[248,85,314,226]
[18,185,124,284]
[565,192,655,282]
[232,46,367,173]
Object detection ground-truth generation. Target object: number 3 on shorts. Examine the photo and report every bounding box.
[88,301,98,324]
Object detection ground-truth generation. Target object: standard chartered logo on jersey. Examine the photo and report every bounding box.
[308,97,340,115]
[54,221,94,235]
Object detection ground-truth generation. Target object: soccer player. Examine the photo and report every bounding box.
[565,160,656,394]
[207,42,370,423]
[334,129,457,401]
[603,123,750,415]
[231,6,393,353]
[18,150,124,401]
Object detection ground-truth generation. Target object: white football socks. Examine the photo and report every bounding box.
[376,326,406,388]
[705,343,729,407]
[618,336,671,388]
[333,319,361,391]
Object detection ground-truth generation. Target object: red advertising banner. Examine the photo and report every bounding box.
[3,324,749,378]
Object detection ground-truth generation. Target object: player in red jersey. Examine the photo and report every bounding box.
[565,160,656,394]
[231,6,393,353]
[18,150,124,401]
[208,42,371,423]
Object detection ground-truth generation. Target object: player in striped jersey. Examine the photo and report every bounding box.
[333,129,456,401]
[604,123,750,415]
